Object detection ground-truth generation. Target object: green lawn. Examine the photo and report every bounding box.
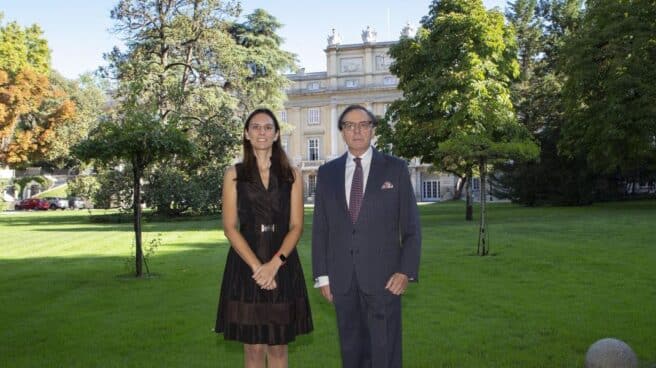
[34,184,68,199]
[1,201,655,367]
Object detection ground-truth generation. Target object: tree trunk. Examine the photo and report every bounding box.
[132,161,144,277]
[465,168,473,221]
[454,175,465,199]
[477,160,489,256]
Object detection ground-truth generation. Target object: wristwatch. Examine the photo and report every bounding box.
[278,253,287,264]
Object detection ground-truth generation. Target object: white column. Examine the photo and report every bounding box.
[292,107,302,164]
[330,103,339,158]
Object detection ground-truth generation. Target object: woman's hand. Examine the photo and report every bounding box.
[252,261,280,290]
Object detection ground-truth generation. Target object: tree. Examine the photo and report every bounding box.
[492,0,591,205]
[0,17,77,168]
[505,0,542,130]
[381,0,538,255]
[0,68,77,168]
[0,14,49,76]
[560,0,656,186]
[227,8,297,114]
[74,110,191,277]
[103,1,294,215]
[43,72,109,169]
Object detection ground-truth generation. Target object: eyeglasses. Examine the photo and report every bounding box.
[249,124,275,133]
[342,121,373,132]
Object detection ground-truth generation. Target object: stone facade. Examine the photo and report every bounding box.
[281,27,460,202]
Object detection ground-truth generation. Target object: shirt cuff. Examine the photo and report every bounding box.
[314,275,329,288]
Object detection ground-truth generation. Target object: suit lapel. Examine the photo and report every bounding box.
[358,149,385,223]
[364,149,384,202]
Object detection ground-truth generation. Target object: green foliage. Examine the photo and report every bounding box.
[0,15,50,77]
[498,0,655,205]
[382,0,537,173]
[42,72,109,168]
[560,0,656,177]
[103,1,293,216]
[492,0,605,205]
[74,111,191,170]
[14,175,52,198]
[66,175,100,203]
[145,166,198,216]
[73,110,191,213]
[81,165,132,210]
[227,8,297,113]
[145,164,223,216]
[383,0,538,252]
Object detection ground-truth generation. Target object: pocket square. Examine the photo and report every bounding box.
[381,181,394,190]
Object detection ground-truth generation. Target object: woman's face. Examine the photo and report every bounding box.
[245,112,279,151]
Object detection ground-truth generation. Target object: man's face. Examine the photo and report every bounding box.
[341,109,375,156]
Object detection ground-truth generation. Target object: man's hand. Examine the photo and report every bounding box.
[385,273,409,295]
[320,284,333,303]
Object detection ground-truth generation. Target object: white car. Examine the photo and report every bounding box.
[68,197,87,209]
[44,197,69,210]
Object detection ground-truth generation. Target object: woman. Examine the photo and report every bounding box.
[215,108,313,368]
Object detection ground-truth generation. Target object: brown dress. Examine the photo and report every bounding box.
[214,164,313,344]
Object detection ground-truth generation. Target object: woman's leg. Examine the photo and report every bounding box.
[267,345,288,368]
[244,344,266,368]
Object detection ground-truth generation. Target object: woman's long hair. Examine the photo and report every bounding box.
[240,108,295,183]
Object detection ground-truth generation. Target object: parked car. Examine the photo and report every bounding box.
[15,198,50,210]
[44,197,69,210]
[68,197,87,209]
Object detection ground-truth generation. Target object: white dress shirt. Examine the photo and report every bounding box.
[315,146,373,288]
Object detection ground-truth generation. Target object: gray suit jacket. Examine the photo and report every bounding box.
[312,148,421,295]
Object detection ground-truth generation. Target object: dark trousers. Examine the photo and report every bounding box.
[333,275,402,368]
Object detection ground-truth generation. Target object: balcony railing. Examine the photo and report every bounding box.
[299,160,325,169]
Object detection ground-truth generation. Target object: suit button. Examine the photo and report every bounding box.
[352,229,356,235]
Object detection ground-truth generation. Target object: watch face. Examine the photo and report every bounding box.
[279,253,287,263]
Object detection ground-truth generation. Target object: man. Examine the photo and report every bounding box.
[312,104,422,368]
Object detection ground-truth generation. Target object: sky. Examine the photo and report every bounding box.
[1,0,506,79]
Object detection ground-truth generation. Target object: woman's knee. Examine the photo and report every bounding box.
[244,344,267,358]
[267,344,288,359]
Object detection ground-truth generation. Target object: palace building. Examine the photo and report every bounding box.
[280,25,461,203]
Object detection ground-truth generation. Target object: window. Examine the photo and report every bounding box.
[472,178,480,191]
[308,174,317,197]
[307,82,320,91]
[383,103,390,115]
[375,54,393,70]
[307,108,320,125]
[422,180,440,200]
[307,138,320,161]
[345,79,359,88]
[279,110,287,122]
[383,76,396,85]
[281,137,289,153]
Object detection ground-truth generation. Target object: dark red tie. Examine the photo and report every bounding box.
[349,157,363,223]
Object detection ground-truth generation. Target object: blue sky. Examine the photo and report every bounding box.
[1,0,506,79]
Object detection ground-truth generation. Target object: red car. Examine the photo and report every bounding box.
[15,198,50,210]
